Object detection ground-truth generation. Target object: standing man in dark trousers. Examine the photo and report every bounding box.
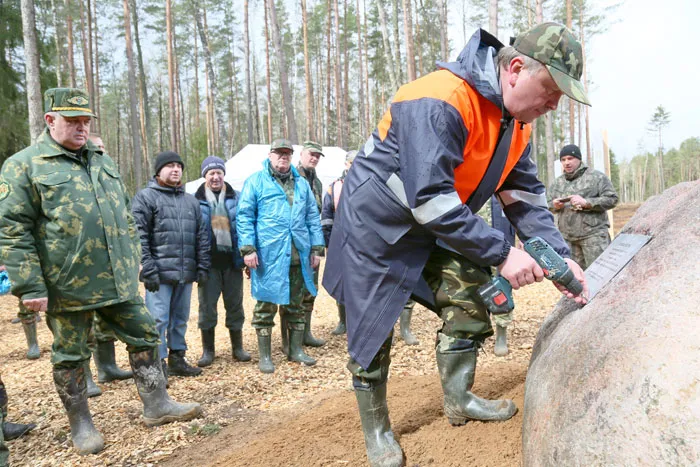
[132,151,210,379]
[0,88,201,455]
[195,156,251,367]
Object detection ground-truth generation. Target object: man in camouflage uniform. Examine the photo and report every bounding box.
[323,24,589,467]
[0,88,201,455]
[237,138,325,373]
[285,140,326,349]
[548,144,619,270]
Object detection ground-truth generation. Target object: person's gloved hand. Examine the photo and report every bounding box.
[143,275,160,293]
[197,271,208,284]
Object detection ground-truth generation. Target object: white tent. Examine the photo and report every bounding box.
[185,144,347,195]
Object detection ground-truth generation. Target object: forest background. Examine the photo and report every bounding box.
[2,0,699,202]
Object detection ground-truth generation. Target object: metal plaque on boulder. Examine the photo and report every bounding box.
[585,233,651,300]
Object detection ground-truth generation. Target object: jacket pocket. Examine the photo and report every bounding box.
[352,176,412,245]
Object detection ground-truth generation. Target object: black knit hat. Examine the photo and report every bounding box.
[154,151,184,176]
[559,144,582,161]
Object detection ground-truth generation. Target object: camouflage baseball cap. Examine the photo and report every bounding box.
[44,87,96,117]
[302,140,324,156]
[345,150,358,163]
[512,22,590,106]
[270,138,294,152]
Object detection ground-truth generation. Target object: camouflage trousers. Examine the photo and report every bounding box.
[349,248,493,387]
[300,268,319,314]
[18,303,118,346]
[45,297,159,368]
[252,265,307,330]
[566,231,611,270]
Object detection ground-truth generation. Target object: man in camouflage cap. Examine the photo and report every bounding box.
[0,88,201,456]
[237,138,325,373]
[322,23,589,466]
[548,144,618,270]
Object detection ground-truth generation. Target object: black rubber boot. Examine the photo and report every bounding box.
[3,420,36,440]
[197,328,215,367]
[161,359,169,388]
[167,350,202,377]
[256,329,275,374]
[399,308,419,346]
[53,366,105,455]
[331,305,346,335]
[303,311,326,347]
[94,340,133,382]
[280,310,289,356]
[288,328,316,366]
[130,349,202,427]
[84,361,102,398]
[355,383,404,467]
[494,325,509,357]
[436,346,517,425]
[22,321,40,360]
[229,330,251,362]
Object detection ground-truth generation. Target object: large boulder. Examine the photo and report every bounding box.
[523,181,700,466]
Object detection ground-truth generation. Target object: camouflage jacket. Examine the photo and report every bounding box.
[547,163,619,241]
[0,131,141,312]
[296,164,322,212]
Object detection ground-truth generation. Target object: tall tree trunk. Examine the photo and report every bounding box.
[301,0,314,141]
[79,0,93,100]
[333,0,344,146]
[439,0,448,60]
[343,0,349,145]
[356,0,366,136]
[130,0,150,170]
[243,0,254,143]
[489,0,498,37]
[92,0,100,133]
[264,0,272,142]
[414,0,423,76]
[566,0,574,143]
[402,0,415,82]
[536,0,555,185]
[122,0,143,188]
[252,53,262,141]
[580,3,591,166]
[51,0,63,86]
[165,0,178,152]
[20,0,44,142]
[376,0,398,92]
[391,0,402,83]
[193,31,200,129]
[325,0,332,137]
[363,0,370,129]
[268,0,298,142]
[65,0,76,87]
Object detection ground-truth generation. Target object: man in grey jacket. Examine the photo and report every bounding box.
[132,151,210,378]
[548,144,619,270]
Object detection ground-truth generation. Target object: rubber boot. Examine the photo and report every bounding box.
[288,328,316,366]
[94,340,133,382]
[11,317,20,324]
[3,420,36,440]
[280,310,289,356]
[355,384,404,467]
[229,330,251,362]
[129,349,202,427]
[197,328,215,367]
[303,311,326,347]
[53,366,105,455]
[84,361,102,398]
[22,321,40,360]
[494,325,509,357]
[161,359,169,388]
[399,308,419,346]
[256,329,275,374]
[331,305,346,335]
[167,350,202,377]
[436,347,517,425]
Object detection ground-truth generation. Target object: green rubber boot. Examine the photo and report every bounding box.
[494,325,509,357]
[280,310,289,357]
[94,340,133,382]
[331,304,346,335]
[229,329,251,362]
[197,328,215,367]
[22,321,40,360]
[436,346,517,425]
[130,349,202,427]
[355,383,404,467]
[256,329,275,374]
[288,328,316,366]
[53,366,105,455]
[399,308,419,346]
[303,311,326,347]
[84,361,102,398]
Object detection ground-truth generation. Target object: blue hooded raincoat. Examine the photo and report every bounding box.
[236,160,325,304]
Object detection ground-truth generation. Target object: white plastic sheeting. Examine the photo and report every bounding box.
[184,144,348,195]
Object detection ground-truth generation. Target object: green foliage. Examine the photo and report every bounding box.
[609,148,619,194]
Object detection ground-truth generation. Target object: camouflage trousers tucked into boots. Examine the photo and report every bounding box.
[565,230,611,271]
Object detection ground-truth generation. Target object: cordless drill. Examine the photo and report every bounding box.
[477,236,583,314]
